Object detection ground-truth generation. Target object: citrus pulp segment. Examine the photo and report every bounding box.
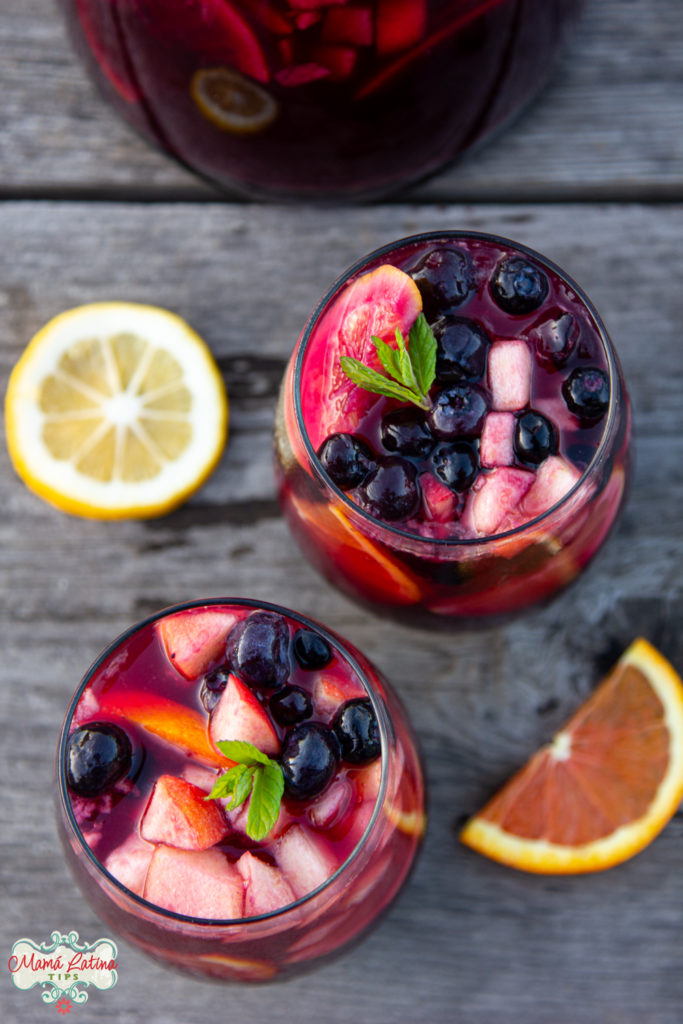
[460,638,683,873]
[5,302,228,518]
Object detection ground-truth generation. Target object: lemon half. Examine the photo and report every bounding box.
[5,302,228,519]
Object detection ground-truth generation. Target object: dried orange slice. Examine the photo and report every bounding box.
[5,302,227,518]
[191,68,277,134]
[460,638,683,873]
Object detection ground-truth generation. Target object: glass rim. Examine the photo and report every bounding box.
[56,596,391,928]
[293,228,622,548]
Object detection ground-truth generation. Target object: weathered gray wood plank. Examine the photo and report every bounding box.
[1,201,682,1023]
[1,0,682,198]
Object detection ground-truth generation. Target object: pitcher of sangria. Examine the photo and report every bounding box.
[60,0,582,199]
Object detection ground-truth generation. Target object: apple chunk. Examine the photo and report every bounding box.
[210,674,280,756]
[237,851,296,915]
[140,775,228,850]
[156,608,244,680]
[144,846,244,919]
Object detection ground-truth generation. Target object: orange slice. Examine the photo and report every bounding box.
[99,692,231,769]
[460,638,683,873]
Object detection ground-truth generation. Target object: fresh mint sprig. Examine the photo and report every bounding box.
[206,740,284,842]
[339,313,437,411]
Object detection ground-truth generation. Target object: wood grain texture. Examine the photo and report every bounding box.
[0,0,681,198]
[1,202,682,1023]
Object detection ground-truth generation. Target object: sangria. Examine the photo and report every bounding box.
[274,231,631,626]
[55,599,425,980]
[59,0,582,199]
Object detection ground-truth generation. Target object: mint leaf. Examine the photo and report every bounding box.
[396,328,419,394]
[207,741,285,841]
[247,763,285,842]
[339,314,437,411]
[340,356,429,409]
[408,314,437,396]
[371,335,402,383]
[215,739,273,767]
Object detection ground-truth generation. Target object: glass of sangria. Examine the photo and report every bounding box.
[55,598,425,981]
[274,230,631,627]
[59,0,583,199]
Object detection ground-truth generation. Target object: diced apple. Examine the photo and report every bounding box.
[140,775,228,851]
[522,455,581,519]
[210,674,280,756]
[323,5,373,46]
[294,11,322,28]
[376,0,426,55]
[469,467,535,536]
[104,834,154,896]
[420,472,460,523]
[488,340,533,412]
[354,759,382,802]
[274,825,340,899]
[275,62,330,86]
[223,795,293,841]
[237,851,296,915]
[156,608,244,680]
[307,777,355,830]
[181,763,218,793]
[313,662,366,720]
[310,43,358,80]
[480,411,515,468]
[144,846,244,919]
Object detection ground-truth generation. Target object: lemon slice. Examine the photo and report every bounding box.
[191,67,278,135]
[5,302,228,519]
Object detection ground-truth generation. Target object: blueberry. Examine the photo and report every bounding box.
[356,457,420,521]
[293,629,332,670]
[562,367,610,421]
[410,246,473,317]
[433,317,490,382]
[380,408,434,458]
[226,612,290,691]
[332,698,381,764]
[491,256,549,315]
[269,685,313,727]
[280,722,339,800]
[199,664,231,713]
[428,384,488,439]
[514,411,558,466]
[431,441,479,492]
[66,723,133,798]
[531,312,579,369]
[318,433,375,491]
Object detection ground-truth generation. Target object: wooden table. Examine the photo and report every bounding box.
[2,1,682,1021]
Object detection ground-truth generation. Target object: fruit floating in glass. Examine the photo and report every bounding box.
[55,599,425,981]
[60,0,582,199]
[274,231,631,627]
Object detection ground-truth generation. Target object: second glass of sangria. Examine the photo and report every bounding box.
[274,231,631,627]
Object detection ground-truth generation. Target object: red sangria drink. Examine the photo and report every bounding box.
[274,231,631,626]
[55,599,425,981]
[59,0,582,199]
